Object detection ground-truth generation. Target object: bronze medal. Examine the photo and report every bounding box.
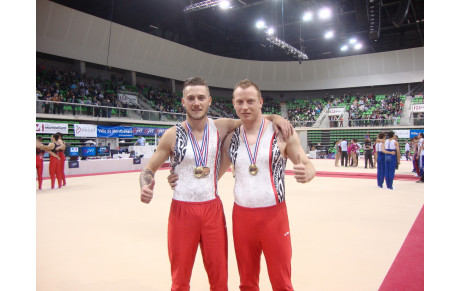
[249,164,258,175]
[194,166,204,178]
[201,167,210,178]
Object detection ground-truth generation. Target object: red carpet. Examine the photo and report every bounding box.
[285,170,420,181]
[379,206,424,291]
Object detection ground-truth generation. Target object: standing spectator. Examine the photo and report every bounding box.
[340,139,348,167]
[93,98,100,117]
[415,133,424,180]
[70,93,77,115]
[355,139,362,166]
[43,93,52,114]
[405,139,412,161]
[51,93,59,114]
[334,140,341,167]
[364,138,374,169]
[416,136,424,183]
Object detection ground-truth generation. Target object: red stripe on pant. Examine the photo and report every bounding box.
[36,155,43,190]
[49,156,62,188]
[59,151,66,185]
[168,197,228,291]
[233,201,293,291]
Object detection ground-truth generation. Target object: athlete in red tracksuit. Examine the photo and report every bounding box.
[45,134,63,189]
[219,80,316,291]
[57,132,67,186]
[36,137,45,190]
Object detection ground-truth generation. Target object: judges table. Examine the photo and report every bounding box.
[128,145,157,158]
[41,157,169,178]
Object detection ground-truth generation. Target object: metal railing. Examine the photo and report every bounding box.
[36,100,223,122]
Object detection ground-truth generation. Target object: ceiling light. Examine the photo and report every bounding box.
[256,20,266,29]
[324,30,334,39]
[267,27,275,35]
[303,11,313,22]
[354,43,363,50]
[349,38,357,44]
[318,7,332,20]
[341,45,348,51]
[219,0,231,9]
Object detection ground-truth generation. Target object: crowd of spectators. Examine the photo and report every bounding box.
[36,63,131,117]
[36,64,412,127]
[287,97,326,126]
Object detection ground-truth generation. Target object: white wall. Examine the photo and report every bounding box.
[37,0,424,91]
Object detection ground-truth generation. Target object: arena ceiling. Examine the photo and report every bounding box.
[49,0,424,61]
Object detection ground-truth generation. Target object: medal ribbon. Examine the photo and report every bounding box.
[185,120,209,167]
[242,118,265,166]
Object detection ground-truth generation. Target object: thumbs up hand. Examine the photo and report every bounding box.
[293,153,308,184]
[141,179,155,204]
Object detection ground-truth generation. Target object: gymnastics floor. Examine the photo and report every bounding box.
[37,159,424,291]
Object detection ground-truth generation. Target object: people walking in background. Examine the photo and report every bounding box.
[334,140,341,167]
[405,139,412,161]
[364,138,374,169]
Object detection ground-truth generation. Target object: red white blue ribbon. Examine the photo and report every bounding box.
[242,118,265,166]
[185,120,209,167]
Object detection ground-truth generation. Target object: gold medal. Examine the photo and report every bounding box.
[194,166,204,178]
[249,164,258,175]
[201,167,210,178]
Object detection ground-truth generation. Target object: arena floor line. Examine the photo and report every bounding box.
[37,159,424,291]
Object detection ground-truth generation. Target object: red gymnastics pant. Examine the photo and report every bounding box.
[36,155,43,189]
[59,151,66,185]
[49,156,62,188]
[168,197,228,291]
[232,201,293,291]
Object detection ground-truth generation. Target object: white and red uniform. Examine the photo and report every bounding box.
[169,118,228,291]
[228,121,293,291]
[36,147,44,190]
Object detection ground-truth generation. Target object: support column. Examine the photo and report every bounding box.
[170,79,176,94]
[126,71,137,87]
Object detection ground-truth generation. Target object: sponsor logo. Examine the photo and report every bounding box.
[70,147,79,153]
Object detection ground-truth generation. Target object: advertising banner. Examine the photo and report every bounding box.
[118,93,138,105]
[132,126,168,137]
[36,122,68,134]
[412,104,424,112]
[74,124,97,137]
[97,126,133,138]
[328,108,345,116]
[410,129,424,138]
[394,130,410,139]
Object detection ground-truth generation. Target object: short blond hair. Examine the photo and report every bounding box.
[233,79,262,99]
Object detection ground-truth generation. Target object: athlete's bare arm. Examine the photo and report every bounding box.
[140,127,176,204]
[56,140,66,151]
[381,146,396,155]
[283,131,316,183]
[395,141,401,162]
[47,150,60,159]
[218,134,233,180]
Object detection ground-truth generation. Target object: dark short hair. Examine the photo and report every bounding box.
[233,79,262,99]
[36,136,43,141]
[52,133,60,141]
[388,131,395,138]
[378,132,385,139]
[183,77,208,90]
